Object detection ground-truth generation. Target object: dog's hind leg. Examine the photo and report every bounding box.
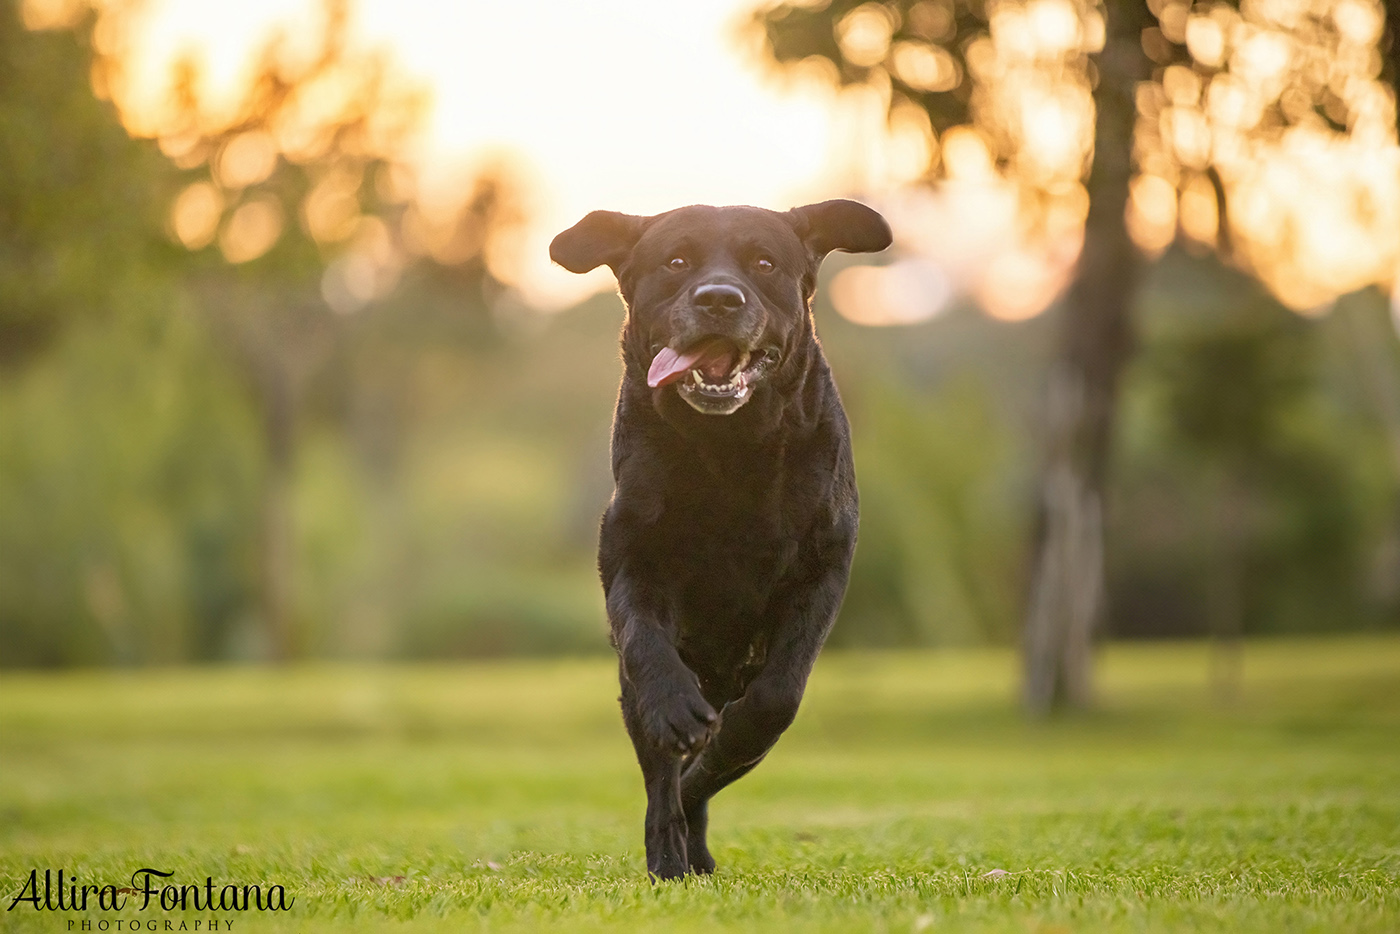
[680,677,802,807]
[677,678,805,873]
[679,550,853,845]
[681,795,717,874]
[619,675,690,881]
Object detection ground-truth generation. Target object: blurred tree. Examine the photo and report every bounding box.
[318,170,530,658]
[834,367,1028,647]
[5,0,533,665]
[0,0,262,665]
[0,0,182,366]
[1134,0,1400,684]
[1353,0,1400,482]
[1108,250,1398,654]
[1020,0,1150,713]
[1132,0,1397,306]
[11,0,513,659]
[74,0,427,659]
[758,0,1399,711]
[758,0,1151,711]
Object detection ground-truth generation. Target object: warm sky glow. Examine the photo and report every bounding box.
[47,0,929,308]
[357,0,882,306]
[1130,0,1400,313]
[22,0,1400,325]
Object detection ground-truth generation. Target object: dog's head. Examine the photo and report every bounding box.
[550,201,891,416]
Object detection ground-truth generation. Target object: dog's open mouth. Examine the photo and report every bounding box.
[647,339,774,415]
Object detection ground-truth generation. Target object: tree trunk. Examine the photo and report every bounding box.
[1206,471,1245,704]
[205,286,333,662]
[258,351,298,662]
[1022,0,1151,714]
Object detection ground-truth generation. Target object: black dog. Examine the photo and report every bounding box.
[550,200,891,880]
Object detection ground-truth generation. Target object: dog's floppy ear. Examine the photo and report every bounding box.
[788,199,892,258]
[550,210,647,275]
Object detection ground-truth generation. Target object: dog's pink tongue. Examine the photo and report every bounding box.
[647,341,735,388]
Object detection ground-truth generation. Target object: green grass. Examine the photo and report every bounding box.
[2,637,1398,932]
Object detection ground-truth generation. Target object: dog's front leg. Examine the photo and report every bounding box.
[609,573,719,880]
[619,674,689,881]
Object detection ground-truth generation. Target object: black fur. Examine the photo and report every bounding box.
[550,200,891,880]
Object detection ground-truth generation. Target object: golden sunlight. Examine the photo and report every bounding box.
[22,0,1400,324]
[27,0,926,307]
[1136,0,1400,313]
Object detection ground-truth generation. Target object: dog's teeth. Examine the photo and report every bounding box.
[691,369,704,385]
[731,351,750,376]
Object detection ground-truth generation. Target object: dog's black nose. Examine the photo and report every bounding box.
[694,283,745,311]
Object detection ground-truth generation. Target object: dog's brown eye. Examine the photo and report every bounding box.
[668,256,688,270]
[754,256,775,273]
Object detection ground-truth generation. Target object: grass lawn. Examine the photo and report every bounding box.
[2,637,1398,932]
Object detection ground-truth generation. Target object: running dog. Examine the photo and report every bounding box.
[550,200,891,879]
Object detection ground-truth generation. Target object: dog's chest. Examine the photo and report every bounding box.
[672,506,795,610]
[655,460,808,625]
[664,493,792,697]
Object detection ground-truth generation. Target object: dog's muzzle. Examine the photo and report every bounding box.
[647,336,777,416]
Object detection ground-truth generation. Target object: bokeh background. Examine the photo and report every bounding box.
[2,0,1398,707]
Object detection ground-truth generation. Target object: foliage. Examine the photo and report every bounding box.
[821,293,1047,647]
[0,299,263,666]
[753,0,1400,681]
[2,637,1398,931]
[4,239,1398,663]
[0,6,263,666]
[759,0,981,133]
[0,3,183,366]
[1109,251,1400,637]
[1,1,1397,666]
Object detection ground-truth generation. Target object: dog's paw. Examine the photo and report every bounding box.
[646,689,719,755]
[646,815,689,882]
[686,836,716,875]
[684,800,716,875]
[647,850,689,883]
